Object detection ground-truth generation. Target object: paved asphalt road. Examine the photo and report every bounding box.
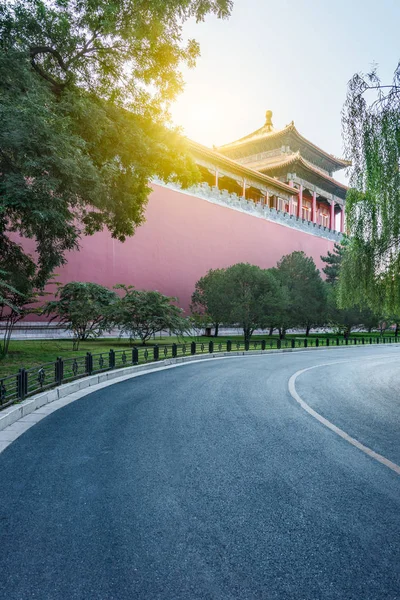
[0,346,400,599]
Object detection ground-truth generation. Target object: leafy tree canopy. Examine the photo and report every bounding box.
[223,263,284,342]
[0,238,42,355]
[321,243,381,337]
[340,63,400,313]
[321,242,347,285]
[0,0,232,283]
[190,268,230,336]
[111,286,187,344]
[42,281,117,349]
[276,251,326,336]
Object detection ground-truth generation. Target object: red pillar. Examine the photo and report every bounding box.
[288,181,294,215]
[340,207,345,233]
[312,192,317,223]
[330,201,335,230]
[298,185,303,219]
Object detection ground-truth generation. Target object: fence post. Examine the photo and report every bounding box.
[153,345,159,361]
[277,339,281,349]
[261,340,266,351]
[336,338,339,346]
[362,337,365,345]
[191,341,196,355]
[209,341,214,354]
[370,337,372,345]
[345,338,348,345]
[109,349,115,369]
[227,340,232,352]
[132,347,139,364]
[172,343,178,358]
[326,338,330,347]
[17,368,28,400]
[304,338,308,348]
[354,338,357,345]
[316,338,319,347]
[291,339,295,349]
[55,357,64,385]
[85,353,93,375]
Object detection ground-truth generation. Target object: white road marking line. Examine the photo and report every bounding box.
[288,358,400,475]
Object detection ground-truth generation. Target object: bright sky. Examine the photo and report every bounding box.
[171,0,400,183]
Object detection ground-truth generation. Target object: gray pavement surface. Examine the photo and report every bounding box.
[0,346,399,599]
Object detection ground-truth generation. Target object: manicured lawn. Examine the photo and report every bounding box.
[0,331,396,379]
[0,335,267,378]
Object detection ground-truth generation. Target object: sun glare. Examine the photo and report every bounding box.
[171,98,225,148]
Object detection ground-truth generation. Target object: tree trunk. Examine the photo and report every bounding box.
[395,323,399,337]
[279,328,286,340]
[214,322,219,337]
[344,326,350,340]
[269,326,274,336]
[305,325,311,337]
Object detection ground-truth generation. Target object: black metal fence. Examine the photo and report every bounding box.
[1,335,398,411]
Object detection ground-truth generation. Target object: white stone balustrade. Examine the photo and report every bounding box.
[152,178,343,242]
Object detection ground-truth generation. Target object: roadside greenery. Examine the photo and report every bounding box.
[42,282,118,350]
[110,286,187,345]
[275,251,326,337]
[191,269,229,337]
[0,239,43,356]
[340,62,400,313]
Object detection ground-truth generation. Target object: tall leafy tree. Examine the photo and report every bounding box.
[111,286,187,345]
[321,242,347,285]
[0,239,42,355]
[191,268,229,337]
[340,62,400,312]
[0,0,232,283]
[321,244,380,337]
[223,263,284,343]
[42,282,118,350]
[276,251,327,337]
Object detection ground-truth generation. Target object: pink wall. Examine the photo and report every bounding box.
[22,184,337,314]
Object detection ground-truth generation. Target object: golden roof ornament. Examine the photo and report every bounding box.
[265,110,274,132]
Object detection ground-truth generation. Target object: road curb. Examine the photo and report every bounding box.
[1,343,399,449]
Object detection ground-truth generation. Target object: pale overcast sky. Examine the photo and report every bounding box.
[171,0,400,182]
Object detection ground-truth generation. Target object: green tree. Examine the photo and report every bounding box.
[321,244,380,337]
[111,286,187,345]
[321,242,347,285]
[340,62,400,312]
[0,1,232,283]
[190,269,229,337]
[42,282,117,350]
[276,251,327,337]
[0,239,41,356]
[223,263,284,343]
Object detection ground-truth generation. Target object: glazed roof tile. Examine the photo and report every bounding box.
[253,151,348,191]
[218,121,350,171]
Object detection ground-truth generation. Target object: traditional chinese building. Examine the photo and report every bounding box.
[216,110,348,232]
[14,110,347,332]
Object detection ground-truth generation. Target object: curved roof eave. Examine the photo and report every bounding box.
[218,123,351,171]
[258,152,348,193]
[187,139,297,196]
